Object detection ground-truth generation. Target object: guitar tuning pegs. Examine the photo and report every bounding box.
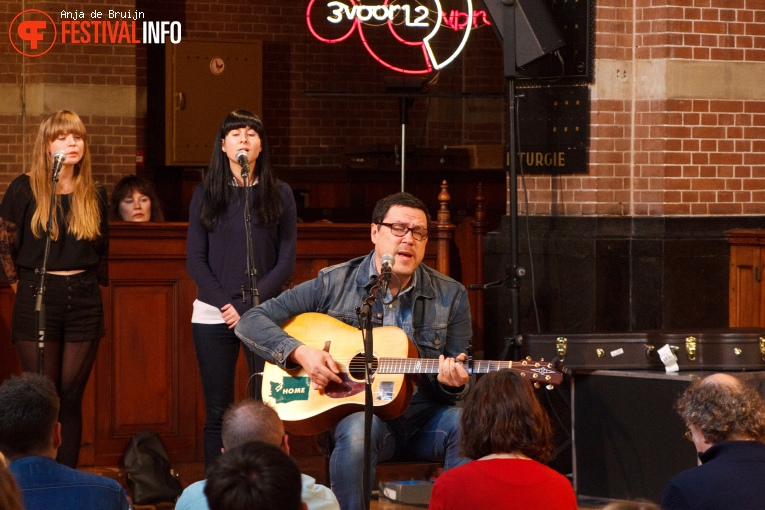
[534,382,541,389]
[546,384,554,390]
[540,357,545,361]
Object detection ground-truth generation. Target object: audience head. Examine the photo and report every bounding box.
[676,373,765,452]
[460,369,554,463]
[221,399,287,452]
[110,174,165,222]
[0,452,24,510]
[0,373,61,461]
[204,441,304,510]
[601,502,660,510]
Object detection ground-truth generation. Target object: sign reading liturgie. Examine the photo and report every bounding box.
[306,0,491,75]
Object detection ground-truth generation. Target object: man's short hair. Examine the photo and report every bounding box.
[677,375,765,444]
[371,192,431,225]
[221,399,284,451]
[204,441,302,510]
[0,373,60,459]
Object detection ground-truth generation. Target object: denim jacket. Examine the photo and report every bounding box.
[236,251,472,404]
[10,456,129,510]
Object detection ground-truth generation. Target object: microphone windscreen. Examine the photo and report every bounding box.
[381,253,395,268]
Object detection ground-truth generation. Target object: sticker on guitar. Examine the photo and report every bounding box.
[269,376,311,404]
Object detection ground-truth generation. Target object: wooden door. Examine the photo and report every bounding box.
[165,39,263,166]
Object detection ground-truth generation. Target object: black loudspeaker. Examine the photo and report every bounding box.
[482,0,565,67]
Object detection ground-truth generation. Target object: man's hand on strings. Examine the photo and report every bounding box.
[437,352,469,388]
[291,344,342,390]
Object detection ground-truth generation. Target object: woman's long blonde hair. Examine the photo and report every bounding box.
[29,110,101,240]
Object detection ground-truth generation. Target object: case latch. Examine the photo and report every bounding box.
[685,336,697,361]
[556,336,567,358]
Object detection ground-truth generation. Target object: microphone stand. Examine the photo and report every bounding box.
[240,164,261,399]
[357,273,386,510]
[35,165,61,374]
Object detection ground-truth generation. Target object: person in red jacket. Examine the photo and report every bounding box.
[429,369,576,510]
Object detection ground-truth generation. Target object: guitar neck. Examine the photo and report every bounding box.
[377,358,519,375]
[375,357,562,385]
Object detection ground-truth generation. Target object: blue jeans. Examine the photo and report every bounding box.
[329,405,467,510]
[192,323,263,470]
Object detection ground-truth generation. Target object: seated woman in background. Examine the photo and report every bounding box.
[429,369,577,510]
[110,174,165,222]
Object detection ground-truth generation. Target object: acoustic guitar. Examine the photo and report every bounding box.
[262,312,563,435]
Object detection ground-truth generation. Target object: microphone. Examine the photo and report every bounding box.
[380,253,395,273]
[379,254,395,298]
[235,150,249,180]
[51,150,66,182]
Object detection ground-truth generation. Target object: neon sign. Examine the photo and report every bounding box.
[306,0,490,75]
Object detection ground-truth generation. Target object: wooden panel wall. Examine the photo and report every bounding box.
[95,223,199,465]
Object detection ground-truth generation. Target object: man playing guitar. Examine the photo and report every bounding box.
[235,192,471,510]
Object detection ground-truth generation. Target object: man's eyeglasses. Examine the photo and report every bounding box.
[684,426,693,441]
[378,222,429,241]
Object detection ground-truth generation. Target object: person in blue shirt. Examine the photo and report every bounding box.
[0,373,128,510]
[235,192,471,510]
[175,399,338,510]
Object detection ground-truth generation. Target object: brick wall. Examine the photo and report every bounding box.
[523,0,765,216]
[2,0,764,218]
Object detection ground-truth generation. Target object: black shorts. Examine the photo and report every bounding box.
[12,268,105,342]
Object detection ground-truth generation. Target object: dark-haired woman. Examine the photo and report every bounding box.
[186,110,297,469]
[429,370,577,510]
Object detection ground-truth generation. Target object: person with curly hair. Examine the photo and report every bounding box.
[428,369,576,510]
[660,373,765,510]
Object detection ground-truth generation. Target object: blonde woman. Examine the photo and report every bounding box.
[0,110,109,468]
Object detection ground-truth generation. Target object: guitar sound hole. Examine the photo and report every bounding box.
[347,352,378,381]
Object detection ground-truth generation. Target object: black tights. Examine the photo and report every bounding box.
[15,339,100,468]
